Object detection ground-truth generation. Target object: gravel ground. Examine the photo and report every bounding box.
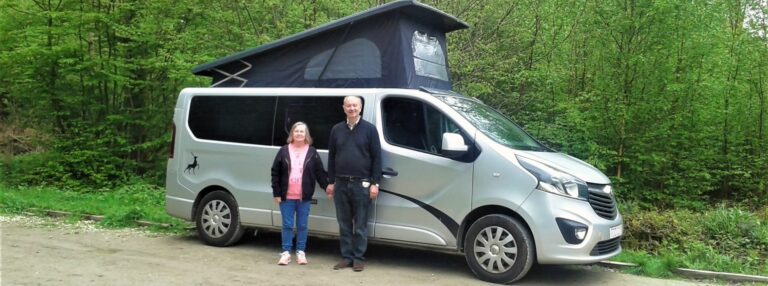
[0,214,721,286]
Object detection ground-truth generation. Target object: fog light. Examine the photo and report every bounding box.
[556,218,589,244]
[575,228,587,240]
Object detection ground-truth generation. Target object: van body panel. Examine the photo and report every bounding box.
[518,189,623,263]
[471,135,538,210]
[240,208,273,227]
[374,144,470,246]
[373,92,478,247]
[374,223,448,245]
[175,142,275,226]
[516,151,610,184]
[166,195,194,220]
[165,107,196,220]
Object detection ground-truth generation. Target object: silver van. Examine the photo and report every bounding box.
[165,87,623,283]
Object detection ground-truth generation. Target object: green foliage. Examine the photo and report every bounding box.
[0,0,765,208]
[446,0,768,209]
[701,206,768,260]
[622,209,698,253]
[619,205,768,275]
[2,121,137,190]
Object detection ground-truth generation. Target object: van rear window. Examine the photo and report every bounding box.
[188,96,276,145]
[272,96,347,149]
[187,95,348,149]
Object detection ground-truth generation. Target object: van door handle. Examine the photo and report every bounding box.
[382,167,398,178]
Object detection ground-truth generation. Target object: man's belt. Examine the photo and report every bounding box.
[335,175,367,182]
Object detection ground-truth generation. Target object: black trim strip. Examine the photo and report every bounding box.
[379,189,459,238]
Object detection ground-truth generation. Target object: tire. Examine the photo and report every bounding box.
[195,191,245,247]
[464,214,535,284]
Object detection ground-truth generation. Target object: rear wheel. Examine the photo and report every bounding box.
[195,191,245,246]
[464,214,534,284]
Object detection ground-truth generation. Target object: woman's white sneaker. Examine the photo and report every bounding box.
[277,251,291,265]
[296,250,308,265]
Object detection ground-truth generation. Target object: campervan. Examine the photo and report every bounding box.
[165,87,622,283]
[165,1,622,284]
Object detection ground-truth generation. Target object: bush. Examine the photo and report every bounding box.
[701,206,766,258]
[622,209,697,253]
[1,122,138,191]
[621,205,768,275]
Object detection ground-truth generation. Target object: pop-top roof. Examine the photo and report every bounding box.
[192,0,468,90]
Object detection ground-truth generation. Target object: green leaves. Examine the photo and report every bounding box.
[620,205,768,275]
[448,0,768,208]
[0,0,766,209]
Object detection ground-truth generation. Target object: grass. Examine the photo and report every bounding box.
[615,204,768,278]
[613,250,677,278]
[0,183,191,234]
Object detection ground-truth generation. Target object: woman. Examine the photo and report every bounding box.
[270,122,329,265]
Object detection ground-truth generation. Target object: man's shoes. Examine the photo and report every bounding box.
[333,259,352,270]
[353,261,365,272]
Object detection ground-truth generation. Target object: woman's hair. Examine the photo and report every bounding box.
[286,121,313,145]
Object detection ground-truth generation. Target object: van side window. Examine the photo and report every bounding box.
[382,97,465,157]
[188,96,276,145]
[273,96,349,150]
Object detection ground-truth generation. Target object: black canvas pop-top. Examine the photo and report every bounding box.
[192,0,468,90]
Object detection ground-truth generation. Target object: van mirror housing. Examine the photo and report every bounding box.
[442,132,468,158]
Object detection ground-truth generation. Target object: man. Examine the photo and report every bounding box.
[326,95,382,272]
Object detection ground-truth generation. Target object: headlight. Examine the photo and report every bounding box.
[516,155,588,200]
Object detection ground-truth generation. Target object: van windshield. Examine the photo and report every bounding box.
[436,95,549,152]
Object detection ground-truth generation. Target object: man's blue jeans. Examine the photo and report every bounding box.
[279,199,311,252]
[333,179,372,263]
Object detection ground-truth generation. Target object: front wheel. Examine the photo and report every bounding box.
[464,214,534,284]
[195,190,245,247]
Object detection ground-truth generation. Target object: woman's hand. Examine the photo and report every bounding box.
[326,184,335,199]
[274,197,281,204]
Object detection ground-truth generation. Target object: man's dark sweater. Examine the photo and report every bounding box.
[328,119,382,185]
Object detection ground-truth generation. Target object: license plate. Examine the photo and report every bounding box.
[609,224,623,239]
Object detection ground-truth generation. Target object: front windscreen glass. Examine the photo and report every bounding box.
[436,95,549,151]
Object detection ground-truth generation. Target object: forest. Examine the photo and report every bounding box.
[0,0,767,276]
[2,0,766,208]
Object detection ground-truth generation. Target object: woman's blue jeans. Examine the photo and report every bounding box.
[279,199,311,252]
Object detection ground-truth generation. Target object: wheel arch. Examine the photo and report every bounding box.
[457,205,535,254]
[191,185,232,220]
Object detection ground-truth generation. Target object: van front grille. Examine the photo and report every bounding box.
[587,184,617,220]
[590,236,621,256]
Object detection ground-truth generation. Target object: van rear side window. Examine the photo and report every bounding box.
[273,96,347,149]
[188,96,276,145]
[188,95,349,149]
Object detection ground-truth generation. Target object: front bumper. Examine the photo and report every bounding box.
[519,189,623,264]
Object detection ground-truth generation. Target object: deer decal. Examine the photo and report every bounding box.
[184,152,200,174]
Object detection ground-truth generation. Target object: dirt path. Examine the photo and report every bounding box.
[1,215,712,285]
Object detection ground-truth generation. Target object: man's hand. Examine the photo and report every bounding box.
[274,197,281,204]
[326,184,335,199]
[370,184,379,200]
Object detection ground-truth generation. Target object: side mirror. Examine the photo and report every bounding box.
[442,133,468,158]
